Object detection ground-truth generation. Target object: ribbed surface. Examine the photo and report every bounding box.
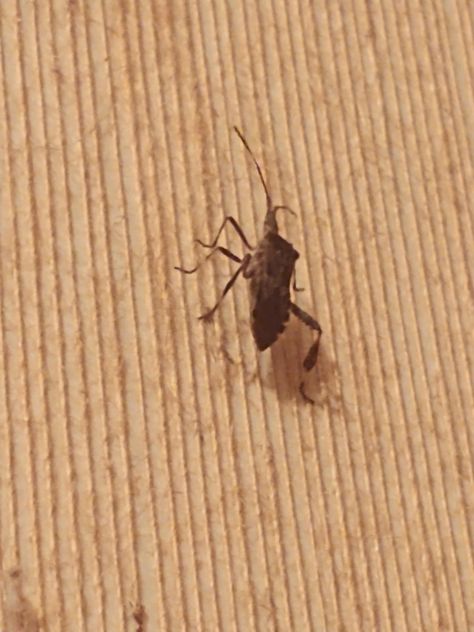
[0,0,472,630]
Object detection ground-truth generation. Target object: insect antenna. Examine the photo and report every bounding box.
[233,126,272,210]
[233,127,296,222]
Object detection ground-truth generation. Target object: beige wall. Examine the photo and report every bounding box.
[0,1,472,630]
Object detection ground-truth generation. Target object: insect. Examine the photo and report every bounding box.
[175,126,322,403]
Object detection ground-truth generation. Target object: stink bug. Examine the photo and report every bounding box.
[175,127,322,403]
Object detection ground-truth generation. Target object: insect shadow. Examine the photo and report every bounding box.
[175,126,322,403]
[270,317,337,407]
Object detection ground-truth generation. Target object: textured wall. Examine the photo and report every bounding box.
[0,0,473,630]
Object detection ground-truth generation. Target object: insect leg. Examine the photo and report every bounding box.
[196,216,254,250]
[198,254,251,321]
[175,246,242,274]
[272,205,297,217]
[289,302,322,404]
[291,269,305,292]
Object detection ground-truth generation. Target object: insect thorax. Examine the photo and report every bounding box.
[247,232,299,279]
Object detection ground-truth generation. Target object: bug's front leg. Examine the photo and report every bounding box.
[198,253,252,321]
[196,216,254,250]
[289,302,322,404]
[175,246,242,274]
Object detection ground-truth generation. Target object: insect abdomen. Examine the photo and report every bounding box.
[251,287,291,350]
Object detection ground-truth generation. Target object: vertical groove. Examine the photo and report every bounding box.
[401,0,474,557]
[248,6,339,628]
[421,0,474,382]
[324,2,432,627]
[165,6,237,628]
[2,3,71,627]
[144,2,228,627]
[94,0,165,622]
[351,0,458,627]
[73,0,141,623]
[274,0,412,627]
[246,1,374,628]
[428,0,474,300]
[270,2,396,627]
[398,0,474,430]
[366,2,471,627]
[1,0,472,630]
[181,3,261,629]
[191,2,297,627]
[209,4,307,629]
[209,2,323,628]
[0,37,25,629]
[37,1,122,628]
[280,2,390,620]
[42,0,132,628]
[62,2,132,629]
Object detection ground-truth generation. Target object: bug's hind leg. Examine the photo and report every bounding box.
[198,254,251,321]
[196,216,254,250]
[174,246,242,274]
[290,302,322,404]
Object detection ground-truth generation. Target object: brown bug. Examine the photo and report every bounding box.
[175,127,322,403]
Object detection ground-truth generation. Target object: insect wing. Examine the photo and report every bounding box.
[251,283,291,350]
[249,234,299,350]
